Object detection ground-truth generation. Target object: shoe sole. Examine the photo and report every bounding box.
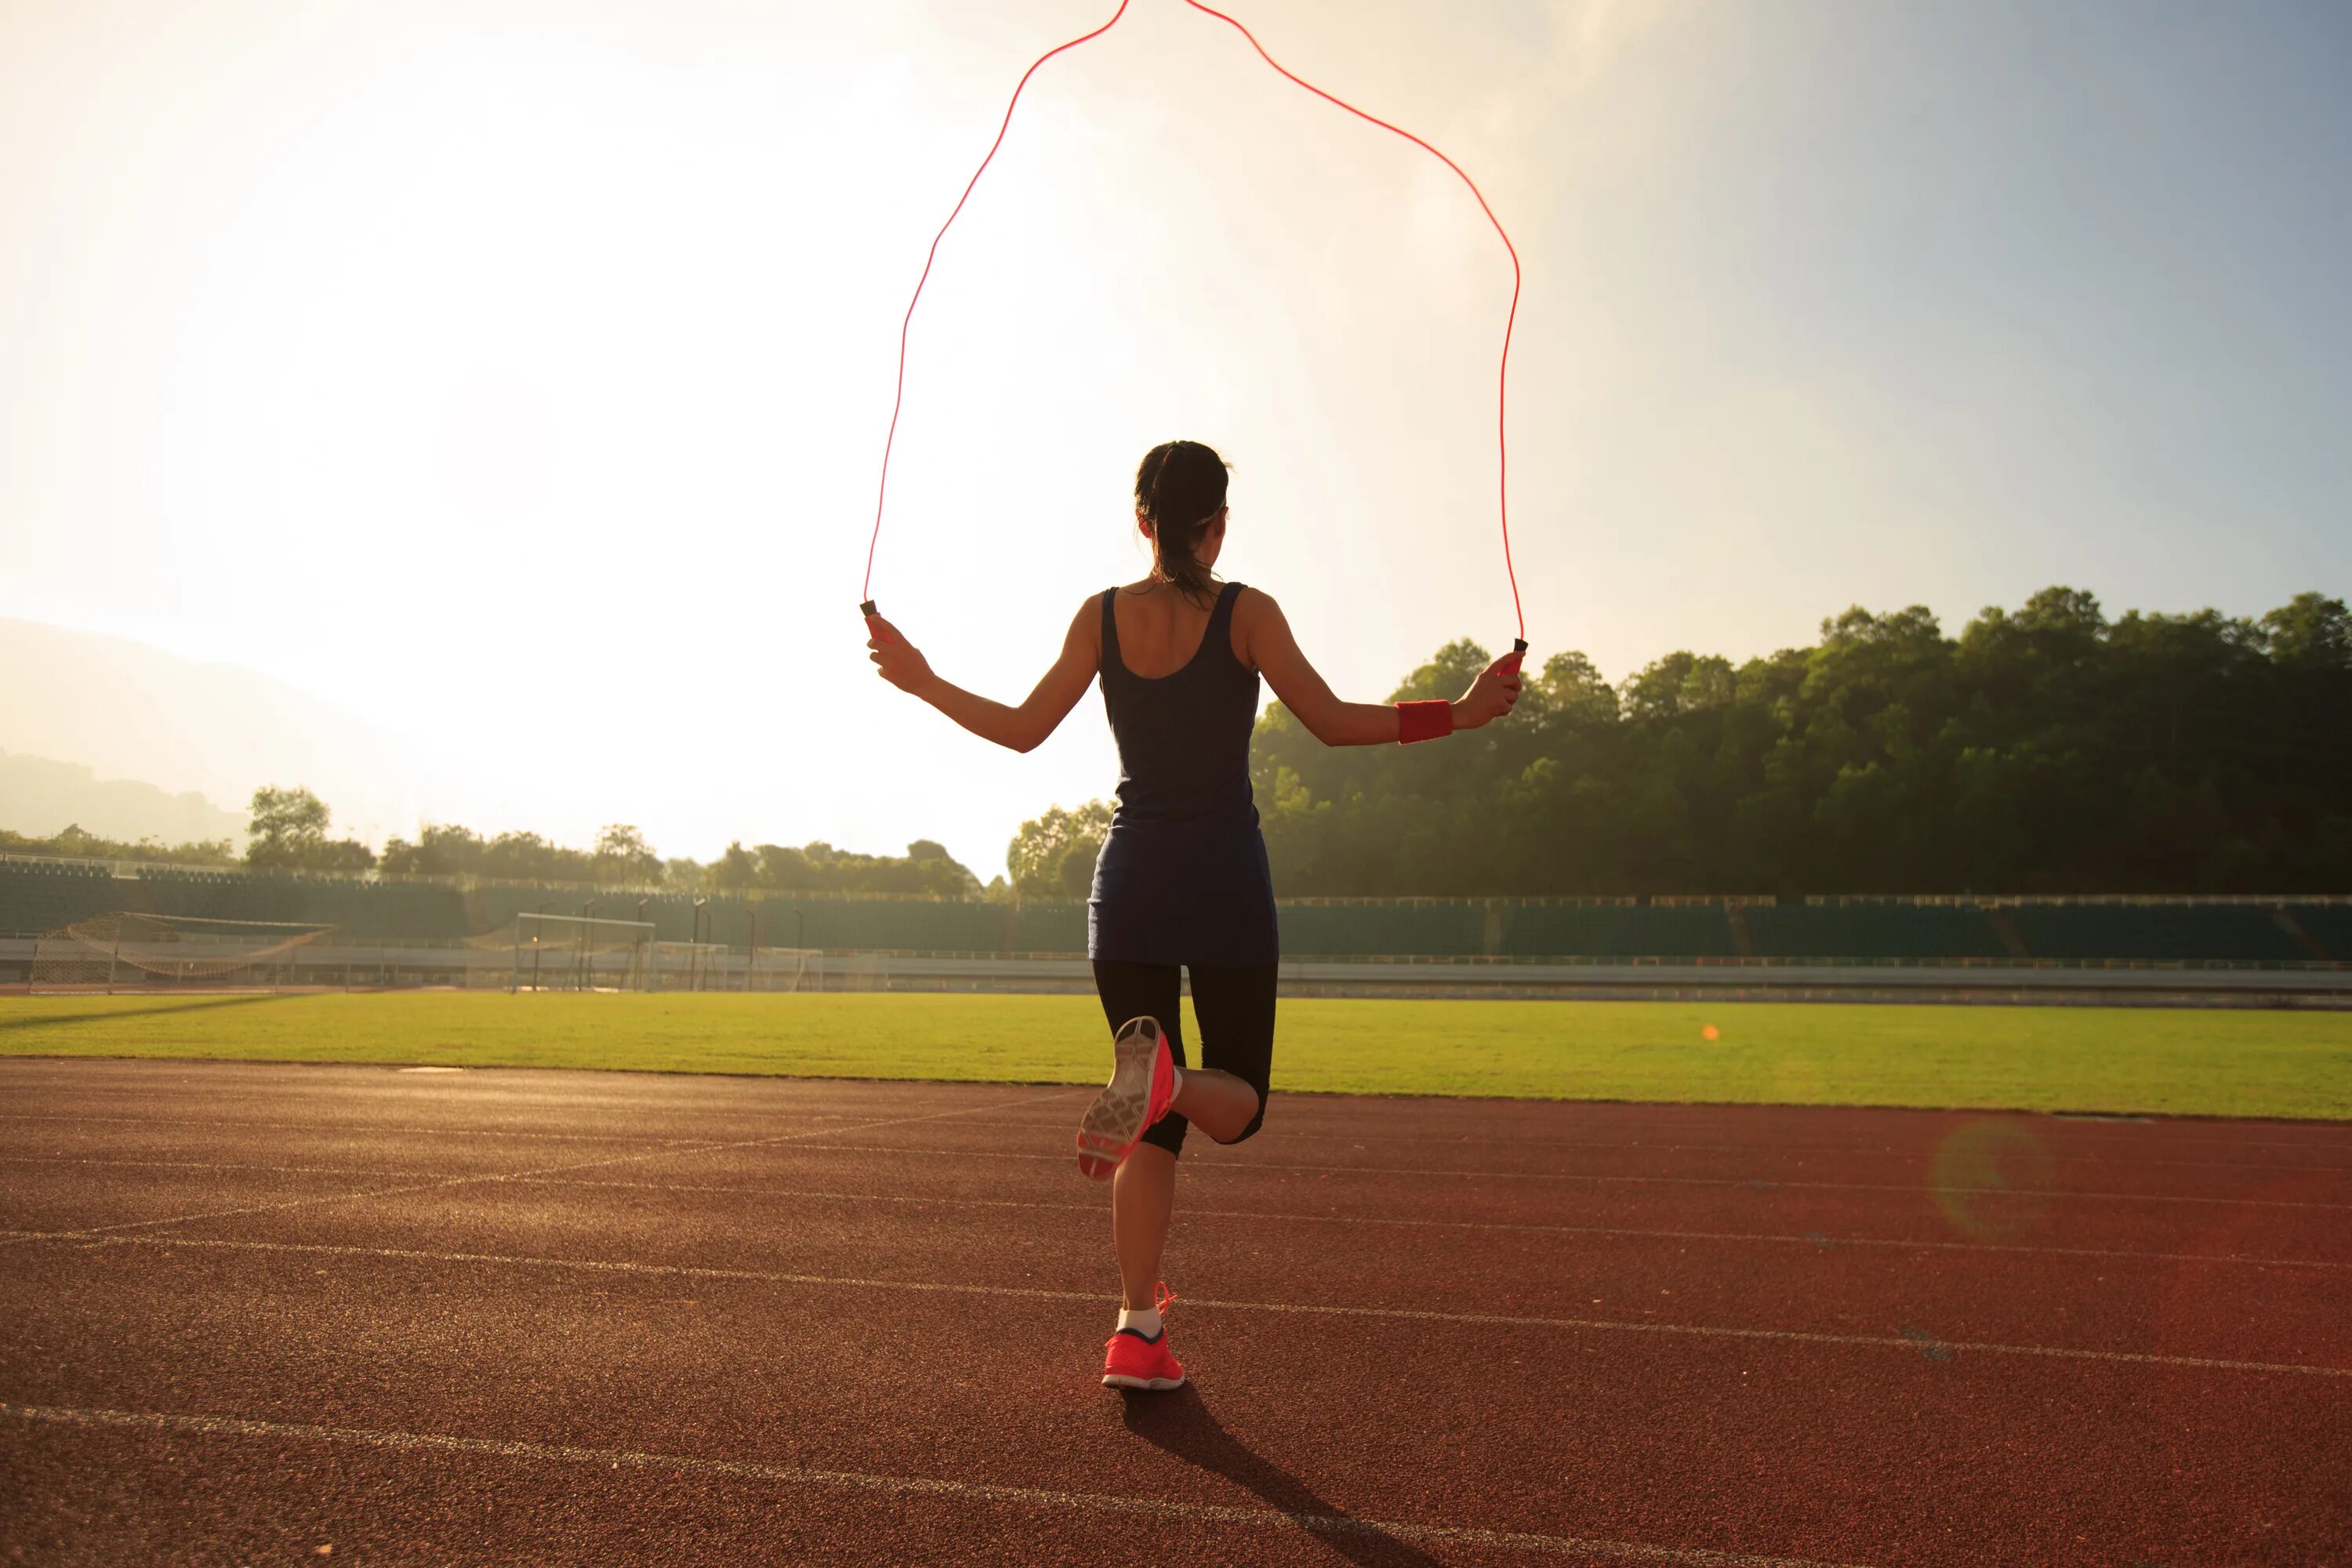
[1102,1371,1186,1391]
[1075,1016,1163,1181]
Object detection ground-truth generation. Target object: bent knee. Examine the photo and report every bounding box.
[1210,1094,1269,1146]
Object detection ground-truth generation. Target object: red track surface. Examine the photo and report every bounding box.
[2,1059,2347,1565]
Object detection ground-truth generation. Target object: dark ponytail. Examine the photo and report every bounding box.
[1134,439,1230,607]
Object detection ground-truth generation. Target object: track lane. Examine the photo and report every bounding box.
[5,1061,2346,1566]
[3,1239,2343,1567]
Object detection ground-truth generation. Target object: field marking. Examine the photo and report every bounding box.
[782,1142,2352,1210]
[9,1095,2347,1169]
[0,1111,848,1144]
[982,1116,2352,1171]
[0,1402,1881,1568]
[0,1094,1060,1250]
[29,1232,2350,1379]
[511,1175,2352,1272]
[8,1156,2343,1271]
[9,1081,2345,1160]
[4,1156,542,1178]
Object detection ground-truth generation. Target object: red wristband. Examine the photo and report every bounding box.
[1396,699,1454,744]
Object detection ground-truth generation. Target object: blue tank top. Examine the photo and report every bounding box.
[1087,582,1279,966]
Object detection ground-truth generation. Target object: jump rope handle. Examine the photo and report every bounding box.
[862,600,891,644]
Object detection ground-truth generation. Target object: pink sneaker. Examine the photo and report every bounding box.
[1102,1285,1185,1391]
[1075,1015,1179,1181]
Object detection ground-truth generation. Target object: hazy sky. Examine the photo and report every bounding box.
[2,0,2347,875]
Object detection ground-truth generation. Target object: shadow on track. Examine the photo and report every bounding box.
[1120,1385,1447,1568]
[0,994,290,1034]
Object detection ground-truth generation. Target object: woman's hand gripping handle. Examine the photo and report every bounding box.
[862,601,935,695]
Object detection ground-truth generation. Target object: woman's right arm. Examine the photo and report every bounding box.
[1237,590,1522,746]
[866,600,1099,754]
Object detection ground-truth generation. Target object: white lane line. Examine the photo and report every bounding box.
[30,1232,2350,1379]
[989,1103,2352,1154]
[503,1176,2352,1272]
[9,1105,2342,1171]
[0,1402,1880,1568]
[771,1142,2352,1210]
[0,1094,1054,1250]
[4,1156,520,1178]
[981,1117,2352,1172]
[9,1157,2342,1270]
[0,1112,848,1144]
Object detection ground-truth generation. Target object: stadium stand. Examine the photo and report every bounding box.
[2003,903,2307,963]
[1279,902,1486,958]
[1499,903,1736,960]
[0,861,122,935]
[1014,902,1089,953]
[1746,903,2009,961]
[4,858,2345,967]
[2285,905,2352,963]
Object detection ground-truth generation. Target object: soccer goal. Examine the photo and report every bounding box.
[650,940,733,992]
[493,912,657,993]
[744,946,822,993]
[30,913,339,994]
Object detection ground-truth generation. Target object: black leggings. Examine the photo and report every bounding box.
[1091,960,1277,1157]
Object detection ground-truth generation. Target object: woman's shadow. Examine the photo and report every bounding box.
[1117,1385,1449,1567]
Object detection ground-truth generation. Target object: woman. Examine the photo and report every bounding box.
[865,438,1522,1391]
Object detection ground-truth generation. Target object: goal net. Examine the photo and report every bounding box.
[650,940,733,992]
[481,913,658,993]
[822,952,891,993]
[30,913,339,993]
[744,946,822,993]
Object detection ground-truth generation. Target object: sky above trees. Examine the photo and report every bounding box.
[2,1,2346,874]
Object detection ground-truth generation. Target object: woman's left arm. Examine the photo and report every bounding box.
[866,601,1098,754]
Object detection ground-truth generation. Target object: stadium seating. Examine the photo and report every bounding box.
[2285,905,2352,963]
[5,857,2341,967]
[1498,904,1735,960]
[0,861,123,935]
[1745,904,2009,961]
[2004,904,2305,962]
[1278,902,1486,958]
[1013,902,1089,953]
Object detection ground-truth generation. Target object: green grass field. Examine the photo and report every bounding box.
[3,991,2348,1119]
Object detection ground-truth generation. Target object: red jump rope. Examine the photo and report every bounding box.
[861,0,1526,664]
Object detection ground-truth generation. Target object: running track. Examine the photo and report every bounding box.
[2,1058,2347,1566]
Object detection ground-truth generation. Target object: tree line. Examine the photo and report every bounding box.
[2,787,993,898]
[17,585,2340,898]
[1243,586,2351,897]
[377,817,989,897]
[1005,586,2351,899]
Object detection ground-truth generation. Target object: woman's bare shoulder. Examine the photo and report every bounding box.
[1231,585,1286,627]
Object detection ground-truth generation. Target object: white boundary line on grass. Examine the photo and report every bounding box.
[0,1400,1884,1568]
[7,1156,2346,1272]
[27,1232,2350,1379]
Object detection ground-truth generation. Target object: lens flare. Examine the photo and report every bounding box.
[1928,1119,2056,1242]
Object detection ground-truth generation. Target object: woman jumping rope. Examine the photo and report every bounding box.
[865,439,1523,1391]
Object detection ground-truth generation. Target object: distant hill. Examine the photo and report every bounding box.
[0,617,430,848]
[0,750,245,846]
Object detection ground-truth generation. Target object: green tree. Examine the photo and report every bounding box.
[245,786,376,872]
[380,823,485,877]
[2262,592,2350,667]
[593,824,662,885]
[1007,801,1112,900]
[0,825,235,867]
